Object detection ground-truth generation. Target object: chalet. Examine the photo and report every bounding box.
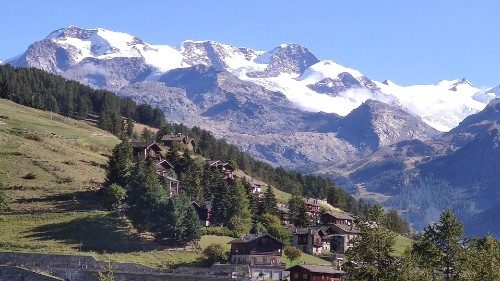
[291,226,334,255]
[305,198,321,223]
[207,160,235,180]
[192,201,212,227]
[131,141,179,196]
[131,141,163,161]
[249,182,263,197]
[328,223,361,254]
[321,212,355,226]
[161,133,197,152]
[287,264,344,281]
[229,234,285,280]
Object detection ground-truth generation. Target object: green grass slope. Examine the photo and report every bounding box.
[0,98,118,213]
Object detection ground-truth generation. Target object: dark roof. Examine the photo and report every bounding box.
[329,223,361,234]
[157,159,175,169]
[292,227,325,235]
[161,134,196,144]
[286,264,344,275]
[323,211,355,221]
[131,141,162,150]
[230,234,283,245]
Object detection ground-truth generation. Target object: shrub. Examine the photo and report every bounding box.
[284,245,302,264]
[105,184,127,209]
[201,226,236,237]
[23,173,37,180]
[204,243,229,264]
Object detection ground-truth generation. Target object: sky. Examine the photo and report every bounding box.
[0,0,498,87]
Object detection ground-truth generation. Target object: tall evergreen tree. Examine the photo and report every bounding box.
[126,158,166,230]
[227,180,252,236]
[411,209,465,281]
[260,186,279,216]
[344,225,398,281]
[105,141,133,187]
[154,194,201,245]
[461,236,500,281]
[288,194,311,227]
[211,179,232,226]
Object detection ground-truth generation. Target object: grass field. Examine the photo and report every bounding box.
[393,234,412,256]
[0,99,118,213]
[0,211,330,268]
[0,211,232,269]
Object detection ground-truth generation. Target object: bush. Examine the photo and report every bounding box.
[23,173,37,180]
[105,184,127,209]
[204,243,229,264]
[284,245,302,264]
[201,226,236,237]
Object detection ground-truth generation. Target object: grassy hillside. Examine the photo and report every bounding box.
[0,99,332,268]
[0,98,118,213]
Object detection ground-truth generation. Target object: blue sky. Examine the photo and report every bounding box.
[1,0,498,87]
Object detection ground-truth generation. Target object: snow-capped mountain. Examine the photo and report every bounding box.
[6,26,498,132]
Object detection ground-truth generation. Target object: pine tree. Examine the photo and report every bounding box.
[126,159,166,230]
[227,180,252,236]
[125,117,134,138]
[105,141,133,187]
[344,224,398,281]
[261,186,279,216]
[411,209,465,281]
[211,179,232,226]
[288,194,311,228]
[154,194,201,245]
[461,236,500,281]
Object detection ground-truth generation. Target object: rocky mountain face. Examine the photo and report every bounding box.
[5,26,500,235]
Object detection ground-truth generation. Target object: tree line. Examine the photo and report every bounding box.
[0,65,166,136]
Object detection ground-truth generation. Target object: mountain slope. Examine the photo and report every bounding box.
[337,99,439,152]
[0,98,118,213]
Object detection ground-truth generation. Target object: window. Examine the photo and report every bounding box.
[303,273,308,279]
[294,273,299,278]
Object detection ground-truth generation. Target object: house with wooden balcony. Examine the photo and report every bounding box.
[321,211,361,254]
[229,234,285,280]
[291,226,334,255]
[305,198,321,223]
[207,160,235,181]
[161,133,197,152]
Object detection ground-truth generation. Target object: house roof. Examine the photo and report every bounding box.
[292,227,325,235]
[131,141,162,151]
[323,211,355,221]
[286,264,344,275]
[161,134,196,144]
[156,159,175,169]
[230,234,283,245]
[329,223,361,234]
[305,198,319,206]
[164,176,179,182]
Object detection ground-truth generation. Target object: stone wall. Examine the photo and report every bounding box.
[0,266,62,281]
[0,252,245,281]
